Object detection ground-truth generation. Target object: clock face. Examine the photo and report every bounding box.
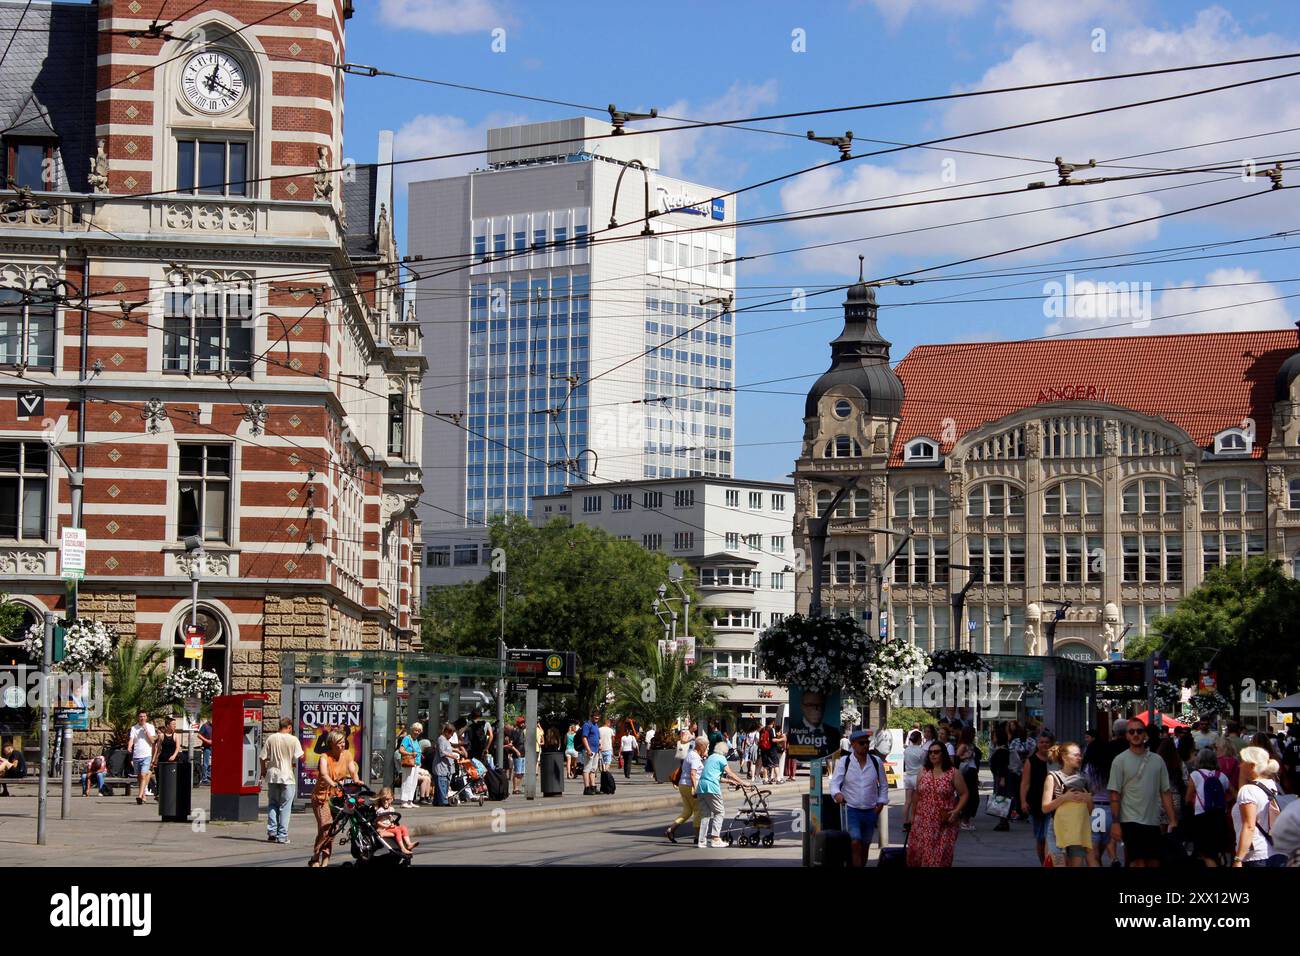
[181,52,246,114]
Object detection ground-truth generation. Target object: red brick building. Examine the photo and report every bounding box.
[0,0,424,728]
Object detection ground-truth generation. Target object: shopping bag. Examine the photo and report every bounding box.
[985,794,1012,819]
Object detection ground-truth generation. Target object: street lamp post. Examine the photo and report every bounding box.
[183,534,203,773]
[947,563,984,651]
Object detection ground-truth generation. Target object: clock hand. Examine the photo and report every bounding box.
[211,78,241,98]
[204,65,220,92]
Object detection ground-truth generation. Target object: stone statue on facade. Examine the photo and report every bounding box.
[313,145,333,201]
[1025,624,1039,656]
[88,139,109,193]
[873,423,888,455]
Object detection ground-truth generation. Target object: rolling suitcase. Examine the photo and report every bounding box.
[813,802,851,867]
[878,830,908,868]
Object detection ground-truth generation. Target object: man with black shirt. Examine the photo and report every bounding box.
[467,709,492,768]
[0,741,25,796]
[507,717,526,795]
[1019,730,1056,864]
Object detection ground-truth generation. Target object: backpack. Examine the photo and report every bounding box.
[1195,770,1227,814]
[759,727,772,750]
[1246,781,1282,845]
[468,721,487,755]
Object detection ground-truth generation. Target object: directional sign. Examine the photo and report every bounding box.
[15,390,43,419]
[506,648,577,692]
[60,527,86,579]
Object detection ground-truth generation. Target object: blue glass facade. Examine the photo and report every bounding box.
[466,272,590,523]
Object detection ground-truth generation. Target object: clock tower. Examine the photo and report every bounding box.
[95,0,350,203]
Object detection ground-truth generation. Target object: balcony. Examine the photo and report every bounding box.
[384,319,422,355]
[0,190,80,230]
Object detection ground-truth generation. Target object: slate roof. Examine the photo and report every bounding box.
[343,162,379,259]
[890,328,1300,465]
[0,1,98,193]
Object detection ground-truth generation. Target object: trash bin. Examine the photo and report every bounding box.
[157,760,192,822]
[540,751,564,797]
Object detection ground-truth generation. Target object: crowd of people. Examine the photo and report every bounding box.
[967,716,1300,868]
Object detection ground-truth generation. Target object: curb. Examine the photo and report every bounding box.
[405,791,683,837]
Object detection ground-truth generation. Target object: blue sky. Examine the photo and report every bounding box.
[125,2,1300,480]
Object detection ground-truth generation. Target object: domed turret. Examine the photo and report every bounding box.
[804,259,905,420]
[1275,320,1300,402]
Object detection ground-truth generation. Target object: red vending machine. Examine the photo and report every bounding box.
[211,693,267,821]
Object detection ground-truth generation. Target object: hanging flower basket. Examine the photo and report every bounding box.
[22,618,119,673]
[161,667,223,704]
[927,649,991,676]
[1187,690,1231,720]
[755,614,930,700]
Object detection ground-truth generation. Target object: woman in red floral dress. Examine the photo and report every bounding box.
[907,742,970,867]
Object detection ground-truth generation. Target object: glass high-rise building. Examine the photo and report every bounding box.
[409,118,737,577]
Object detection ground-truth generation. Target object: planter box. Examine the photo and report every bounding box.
[650,748,680,784]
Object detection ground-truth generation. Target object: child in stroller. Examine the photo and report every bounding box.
[448,757,488,806]
[321,782,411,867]
[373,788,419,857]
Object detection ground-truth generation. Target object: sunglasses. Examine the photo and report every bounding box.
[1126,729,1146,736]
[927,749,944,755]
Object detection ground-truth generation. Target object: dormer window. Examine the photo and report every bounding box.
[1212,428,1252,456]
[904,437,940,463]
[5,139,55,190]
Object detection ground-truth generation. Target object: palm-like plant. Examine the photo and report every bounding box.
[103,640,169,749]
[610,640,730,744]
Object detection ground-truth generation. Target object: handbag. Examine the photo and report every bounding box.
[985,794,1012,819]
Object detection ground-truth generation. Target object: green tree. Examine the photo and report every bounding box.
[0,596,28,642]
[609,640,730,736]
[1146,557,1300,717]
[420,515,713,715]
[103,640,169,749]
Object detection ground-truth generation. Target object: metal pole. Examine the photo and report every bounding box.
[37,611,53,845]
[496,565,506,771]
[524,687,538,800]
[60,723,72,819]
[189,560,200,773]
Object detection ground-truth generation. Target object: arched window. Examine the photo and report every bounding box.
[904,437,939,463]
[823,435,862,458]
[821,549,869,585]
[0,603,41,668]
[1212,428,1252,456]
[1122,478,1180,514]
[171,607,231,693]
[967,481,1025,517]
[1044,478,1102,515]
[1201,478,1265,514]
[1289,478,1300,510]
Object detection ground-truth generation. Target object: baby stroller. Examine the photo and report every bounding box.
[324,782,410,867]
[721,784,776,848]
[448,757,488,806]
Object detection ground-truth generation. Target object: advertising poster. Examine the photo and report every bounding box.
[296,683,365,793]
[784,684,842,760]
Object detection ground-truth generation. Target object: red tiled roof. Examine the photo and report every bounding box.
[890,329,1298,465]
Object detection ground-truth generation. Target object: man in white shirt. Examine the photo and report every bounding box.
[830,730,890,867]
[260,717,305,844]
[128,711,157,805]
[598,717,616,772]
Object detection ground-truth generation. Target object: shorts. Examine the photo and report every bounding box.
[1064,845,1089,861]
[512,757,525,774]
[1090,805,1113,846]
[599,750,613,769]
[583,753,600,775]
[843,806,879,845]
[132,757,150,776]
[565,749,579,759]
[903,771,918,792]
[1031,814,1049,841]
[1120,822,1163,862]
[760,749,776,768]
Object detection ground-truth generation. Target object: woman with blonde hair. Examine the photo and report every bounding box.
[1042,741,1097,867]
[1232,746,1284,867]
[309,730,359,867]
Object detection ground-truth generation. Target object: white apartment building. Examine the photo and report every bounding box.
[409,118,738,593]
[532,475,793,723]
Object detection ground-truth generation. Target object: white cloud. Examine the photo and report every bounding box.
[378,0,508,34]
[999,0,1139,39]
[778,6,1300,279]
[651,80,781,185]
[393,111,530,188]
[1043,267,1297,337]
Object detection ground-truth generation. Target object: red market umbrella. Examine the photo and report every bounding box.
[1133,710,1188,730]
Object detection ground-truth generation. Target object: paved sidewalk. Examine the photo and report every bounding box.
[0,765,682,866]
[0,765,1042,866]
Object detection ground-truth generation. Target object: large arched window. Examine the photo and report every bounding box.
[0,602,41,668]
[1201,478,1265,514]
[821,549,869,585]
[170,606,231,693]
[1044,478,1102,515]
[822,435,862,458]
